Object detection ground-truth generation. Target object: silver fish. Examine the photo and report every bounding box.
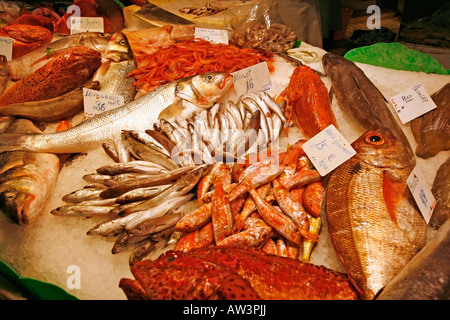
[0,119,60,225]
[0,72,233,154]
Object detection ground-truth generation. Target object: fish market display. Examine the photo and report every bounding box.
[322,52,415,163]
[410,82,450,159]
[0,72,233,154]
[0,24,52,59]
[0,81,99,122]
[276,65,337,136]
[0,46,102,106]
[92,32,137,103]
[377,218,450,300]
[119,246,358,300]
[326,129,427,300]
[0,119,60,225]
[127,38,274,94]
[7,32,112,81]
[430,157,450,229]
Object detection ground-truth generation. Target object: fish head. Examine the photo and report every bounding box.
[0,177,42,225]
[176,72,233,107]
[81,32,113,53]
[352,129,413,169]
[103,32,134,62]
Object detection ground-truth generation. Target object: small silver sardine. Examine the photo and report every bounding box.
[0,72,234,154]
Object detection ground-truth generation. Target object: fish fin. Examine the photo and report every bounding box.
[382,171,406,225]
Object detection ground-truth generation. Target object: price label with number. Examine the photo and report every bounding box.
[389,83,437,124]
[231,62,272,97]
[70,17,104,34]
[0,37,13,61]
[407,165,436,224]
[83,88,124,117]
[194,28,228,44]
[302,125,356,176]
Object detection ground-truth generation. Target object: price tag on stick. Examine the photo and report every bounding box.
[231,62,272,97]
[302,125,356,176]
[0,36,13,61]
[83,88,124,117]
[194,28,228,44]
[406,165,436,224]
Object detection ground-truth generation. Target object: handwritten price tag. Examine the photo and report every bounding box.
[194,28,228,44]
[0,37,13,61]
[389,83,437,124]
[231,62,272,97]
[303,125,356,176]
[407,165,436,224]
[70,17,104,34]
[83,88,124,117]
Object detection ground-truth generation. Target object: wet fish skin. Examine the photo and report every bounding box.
[0,72,233,154]
[0,119,60,225]
[325,128,427,300]
[377,218,450,300]
[322,52,415,166]
[430,156,450,229]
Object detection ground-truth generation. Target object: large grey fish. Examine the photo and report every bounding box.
[7,32,112,80]
[0,119,60,225]
[0,72,234,154]
[92,32,137,104]
[322,52,415,166]
[377,218,450,300]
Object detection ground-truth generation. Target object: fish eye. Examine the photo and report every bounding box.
[99,33,108,37]
[5,192,15,200]
[365,132,385,145]
[119,39,126,45]
[204,74,214,82]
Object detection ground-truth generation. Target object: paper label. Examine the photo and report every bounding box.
[302,125,356,176]
[83,88,124,117]
[70,17,104,34]
[231,62,272,97]
[0,37,13,61]
[389,83,437,124]
[194,28,228,44]
[407,165,436,224]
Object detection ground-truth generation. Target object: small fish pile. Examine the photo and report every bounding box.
[172,139,324,263]
[119,246,358,300]
[151,91,287,166]
[51,130,209,265]
[179,2,228,18]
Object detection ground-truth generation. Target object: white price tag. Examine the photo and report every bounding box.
[407,165,436,224]
[194,27,228,44]
[0,36,13,61]
[389,83,437,124]
[231,62,272,97]
[70,17,104,34]
[83,88,124,117]
[303,125,356,176]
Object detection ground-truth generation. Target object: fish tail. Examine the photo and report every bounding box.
[0,133,29,152]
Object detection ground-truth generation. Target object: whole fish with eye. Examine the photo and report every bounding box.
[0,119,60,225]
[322,53,415,165]
[92,32,137,104]
[325,128,427,300]
[0,72,234,154]
[7,32,111,80]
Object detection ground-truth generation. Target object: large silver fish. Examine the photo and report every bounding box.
[0,72,233,154]
[92,32,137,104]
[0,119,60,225]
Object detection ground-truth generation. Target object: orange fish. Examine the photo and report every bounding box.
[0,46,101,106]
[0,24,52,59]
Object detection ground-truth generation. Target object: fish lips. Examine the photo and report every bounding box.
[0,182,40,225]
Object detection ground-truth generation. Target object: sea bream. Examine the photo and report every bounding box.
[325,128,427,300]
[0,72,233,154]
[0,119,60,225]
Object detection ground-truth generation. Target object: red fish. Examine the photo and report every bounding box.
[0,46,101,106]
[0,24,52,59]
[119,246,359,300]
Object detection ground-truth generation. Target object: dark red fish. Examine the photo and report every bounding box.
[119,246,359,300]
[0,24,52,59]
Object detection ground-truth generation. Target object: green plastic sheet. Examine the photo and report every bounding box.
[0,260,78,300]
[344,42,449,75]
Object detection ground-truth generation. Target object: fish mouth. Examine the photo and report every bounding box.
[219,74,234,90]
